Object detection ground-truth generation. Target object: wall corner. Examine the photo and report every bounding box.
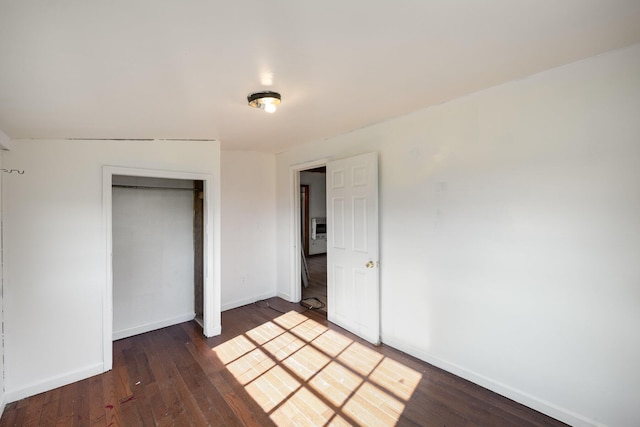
[0,130,13,151]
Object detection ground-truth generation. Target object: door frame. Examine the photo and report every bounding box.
[289,158,331,302]
[102,166,221,371]
[300,184,310,256]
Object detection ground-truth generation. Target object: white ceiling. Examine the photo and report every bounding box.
[1,1,640,153]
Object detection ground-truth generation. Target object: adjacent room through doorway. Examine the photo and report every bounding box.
[300,167,327,312]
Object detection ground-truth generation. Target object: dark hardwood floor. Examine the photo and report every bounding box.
[302,254,327,313]
[0,298,568,426]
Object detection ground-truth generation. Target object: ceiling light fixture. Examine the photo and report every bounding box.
[247,91,281,113]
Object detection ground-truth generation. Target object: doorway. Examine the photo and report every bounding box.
[300,168,327,311]
[103,166,220,371]
[290,153,380,345]
[111,175,202,340]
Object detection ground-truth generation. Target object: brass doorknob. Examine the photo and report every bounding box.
[366,261,375,268]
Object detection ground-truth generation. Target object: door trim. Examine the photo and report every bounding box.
[300,185,310,256]
[289,158,331,302]
[103,166,221,371]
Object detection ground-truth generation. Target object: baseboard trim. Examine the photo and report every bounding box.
[276,291,293,302]
[113,313,195,340]
[380,335,605,427]
[221,291,278,312]
[5,363,103,404]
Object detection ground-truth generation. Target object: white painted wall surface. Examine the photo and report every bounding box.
[1,139,220,402]
[300,171,326,220]
[275,44,640,427]
[220,151,276,310]
[0,129,12,151]
[112,186,195,340]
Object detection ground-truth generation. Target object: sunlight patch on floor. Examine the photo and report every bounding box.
[370,358,422,401]
[264,331,306,361]
[271,387,333,426]
[282,344,331,381]
[246,320,286,345]
[309,361,363,407]
[213,310,423,426]
[226,348,275,385]
[213,334,256,364]
[338,341,384,376]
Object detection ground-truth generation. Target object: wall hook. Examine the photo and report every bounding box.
[1,168,25,174]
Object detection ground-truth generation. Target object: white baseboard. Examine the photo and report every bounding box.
[113,313,195,340]
[221,291,277,312]
[380,335,605,427]
[276,291,293,302]
[5,363,103,404]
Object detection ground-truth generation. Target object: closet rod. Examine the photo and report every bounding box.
[112,185,198,191]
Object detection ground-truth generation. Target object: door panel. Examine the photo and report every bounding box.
[353,197,368,252]
[327,152,380,344]
[332,197,346,248]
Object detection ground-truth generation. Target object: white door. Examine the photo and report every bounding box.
[327,152,380,344]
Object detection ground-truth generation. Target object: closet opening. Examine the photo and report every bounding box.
[111,175,205,340]
[103,166,220,371]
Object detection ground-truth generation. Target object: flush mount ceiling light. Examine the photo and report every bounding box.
[247,91,281,113]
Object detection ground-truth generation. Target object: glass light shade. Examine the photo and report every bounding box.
[248,91,281,113]
[263,102,277,113]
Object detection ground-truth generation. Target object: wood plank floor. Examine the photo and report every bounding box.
[302,254,327,313]
[0,298,569,426]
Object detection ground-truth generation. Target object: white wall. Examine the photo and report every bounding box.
[112,185,195,340]
[220,151,276,310]
[300,171,326,219]
[2,139,220,402]
[0,129,12,151]
[275,44,640,427]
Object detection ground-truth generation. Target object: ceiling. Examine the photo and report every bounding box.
[1,1,640,153]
